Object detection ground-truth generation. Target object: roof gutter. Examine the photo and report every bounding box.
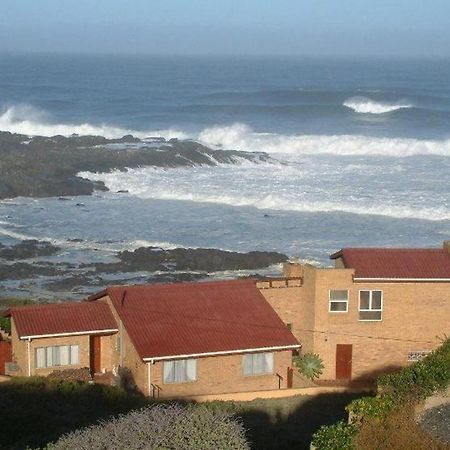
[354,277,450,282]
[20,328,119,340]
[143,344,301,362]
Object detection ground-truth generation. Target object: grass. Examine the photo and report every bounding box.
[0,377,367,450]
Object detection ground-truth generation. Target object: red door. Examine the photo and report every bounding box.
[0,341,12,375]
[336,344,352,380]
[90,336,101,375]
[287,367,293,388]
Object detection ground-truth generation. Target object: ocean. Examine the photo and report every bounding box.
[0,53,449,295]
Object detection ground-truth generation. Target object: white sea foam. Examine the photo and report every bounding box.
[0,104,187,139]
[343,96,413,114]
[198,123,450,157]
[80,167,450,222]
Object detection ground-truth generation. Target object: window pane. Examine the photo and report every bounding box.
[359,291,370,309]
[163,361,175,383]
[372,291,382,309]
[330,301,347,312]
[359,310,382,321]
[46,347,53,367]
[52,346,61,366]
[70,345,79,365]
[60,346,70,366]
[263,353,274,374]
[186,359,197,381]
[243,354,253,376]
[36,348,46,368]
[330,290,348,301]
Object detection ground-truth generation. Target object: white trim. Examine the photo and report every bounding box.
[358,290,383,322]
[143,344,300,362]
[27,338,31,377]
[354,277,450,282]
[20,328,119,340]
[147,362,152,396]
[328,289,349,313]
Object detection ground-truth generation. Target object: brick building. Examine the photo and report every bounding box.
[2,242,449,397]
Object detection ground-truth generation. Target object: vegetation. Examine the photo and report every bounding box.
[311,338,450,450]
[0,376,363,450]
[293,352,324,380]
[45,403,249,450]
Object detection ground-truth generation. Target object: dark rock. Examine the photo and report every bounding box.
[0,240,61,260]
[0,262,63,280]
[0,131,274,200]
[116,190,129,194]
[84,247,287,274]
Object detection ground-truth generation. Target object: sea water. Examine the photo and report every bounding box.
[0,54,449,276]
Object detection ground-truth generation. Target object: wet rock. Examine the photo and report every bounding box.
[0,240,61,260]
[0,262,63,280]
[0,131,274,200]
[84,247,287,273]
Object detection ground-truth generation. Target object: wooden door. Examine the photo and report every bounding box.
[0,341,12,375]
[90,336,101,374]
[336,344,352,380]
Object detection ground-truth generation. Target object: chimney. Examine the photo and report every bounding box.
[444,241,450,254]
[283,258,303,278]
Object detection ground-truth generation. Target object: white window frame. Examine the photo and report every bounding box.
[358,290,383,321]
[242,352,274,376]
[328,289,349,313]
[163,359,197,384]
[35,344,80,369]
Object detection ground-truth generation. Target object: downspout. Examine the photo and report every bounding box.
[147,360,153,397]
[119,321,123,367]
[27,338,31,377]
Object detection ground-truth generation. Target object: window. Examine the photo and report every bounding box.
[359,290,383,321]
[163,359,197,383]
[329,290,349,312]
[35,345,80,369]
[242,353,274,376]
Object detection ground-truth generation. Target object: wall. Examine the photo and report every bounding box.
[9,317,116,377]
[310,267,450,380]
[149,350,293,398]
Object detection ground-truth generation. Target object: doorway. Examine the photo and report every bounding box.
[90,335,101,375]
[336,344,352,379]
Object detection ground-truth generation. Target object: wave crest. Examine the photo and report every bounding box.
[0,104,188,139]
[343,96,413,114]
[198,123,450,157]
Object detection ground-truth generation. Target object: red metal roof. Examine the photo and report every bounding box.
[10,302,118,338]
[97,279,299,360]
[331,247,450,279]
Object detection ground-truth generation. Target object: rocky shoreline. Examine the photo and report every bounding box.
[0,131,272,200]
[0,240,287,298]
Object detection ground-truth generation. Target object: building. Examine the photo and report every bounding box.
[2,242,449,396]
[261,242,450,380]
[5,280,299,397]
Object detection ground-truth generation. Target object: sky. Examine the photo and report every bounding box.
[1,0,450,57]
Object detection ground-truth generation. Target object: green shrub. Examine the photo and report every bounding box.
[45,403,250,450]
[311,421,357,450]
[293,352,324,380]
[378,338,450,404]
[0,316,11,334]
[347,395,395,424]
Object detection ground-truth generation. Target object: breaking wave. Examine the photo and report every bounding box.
[198,123,450,157]
[80,167,450,222]
[343,96,413,114]
[0,104,187,139]
[1,104,450,157]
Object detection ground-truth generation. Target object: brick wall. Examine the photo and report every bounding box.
[149,350,293,398]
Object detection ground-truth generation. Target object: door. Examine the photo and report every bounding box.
[0,341,12,375]
[336,344,352,380]
[287,367,293,388]
[90,336,101,375]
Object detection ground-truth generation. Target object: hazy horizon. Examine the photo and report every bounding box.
[1,0,450,58]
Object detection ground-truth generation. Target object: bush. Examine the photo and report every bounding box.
[293,353,324,380]
[311,421,357,450]
[377,338,450,404]
[48,368,92,383]
[0,316,11,334]
[45,403,250,450]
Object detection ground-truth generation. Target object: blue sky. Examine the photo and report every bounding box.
[1,0,450,56]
